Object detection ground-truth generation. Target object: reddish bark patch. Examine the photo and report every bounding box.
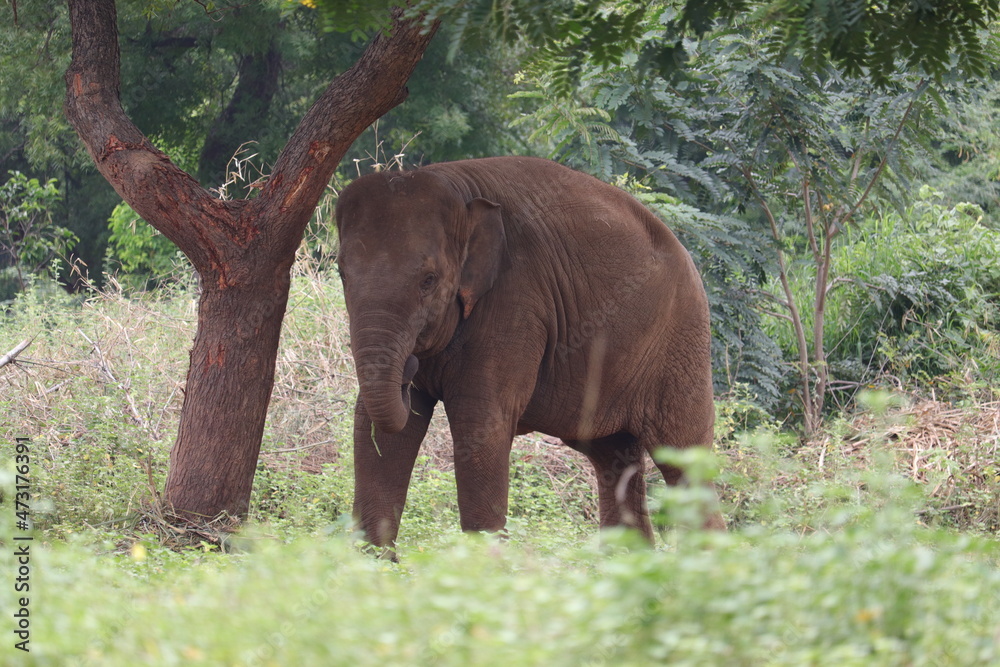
[213,269,230,288]
[264,173,284,197]
[100,134,146,161]
[103,134,128,154]
[207,344,226,368]
[309,140,334,162]
[282,166,315,210]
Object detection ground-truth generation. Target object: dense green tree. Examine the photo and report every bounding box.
[419,0,1000,85]
[0,2,112,283]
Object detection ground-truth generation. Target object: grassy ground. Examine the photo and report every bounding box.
[2,262,1000,665]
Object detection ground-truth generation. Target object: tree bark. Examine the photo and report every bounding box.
[65,0,437,522]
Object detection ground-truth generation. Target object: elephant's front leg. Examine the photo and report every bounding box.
[353,388,436,551]
[447,408,516,533]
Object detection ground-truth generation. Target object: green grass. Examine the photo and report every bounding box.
[4,506,1000,666]
[2,263,1000,665]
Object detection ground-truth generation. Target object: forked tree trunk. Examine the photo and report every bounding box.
[64,0,437,521]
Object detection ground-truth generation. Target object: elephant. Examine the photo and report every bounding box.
[335,156,724,552]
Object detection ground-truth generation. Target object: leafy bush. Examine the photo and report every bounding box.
[8,503,1000,666]
[0,170,75,300]
[104,201,186,287]
[765,188,1000,403]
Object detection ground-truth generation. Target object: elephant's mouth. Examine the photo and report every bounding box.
[401,354,419,397]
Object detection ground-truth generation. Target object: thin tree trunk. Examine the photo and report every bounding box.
[65,0,438,522]
[744,167,815,430]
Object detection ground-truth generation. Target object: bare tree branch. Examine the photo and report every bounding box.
[0,337,32,370]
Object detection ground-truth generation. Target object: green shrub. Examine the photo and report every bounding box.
[0,170,75,300]
[833,191,999,382]
[104,201,188,287]
[765,187,1000,402]
[8,506,1000,666]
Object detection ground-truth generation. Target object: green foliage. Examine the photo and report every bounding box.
[923,78,1000,222]
[508,89,620,167]
[4,266,1000,664]
[0,2,74,171]
[0,170,74,299]
[409,0,1000,101]
[415,0,654,95]
[8,0,998,289]
[514,13,947,428]
[341,26,531,168]
[419,0,1000,96]
[104,201,185,285]
[249,459,353,533]
[5,499,1000,665]
[766,189,1000,393]
[763,0,1000,84]
[293,0,399,37]
[3,1,535,281]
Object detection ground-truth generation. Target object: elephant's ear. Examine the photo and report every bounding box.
[458,198,505,319]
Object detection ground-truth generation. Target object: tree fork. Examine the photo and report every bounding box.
[65,0,437,521]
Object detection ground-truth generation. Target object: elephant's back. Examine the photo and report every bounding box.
[424,157,692,272]
[424,157,705,320]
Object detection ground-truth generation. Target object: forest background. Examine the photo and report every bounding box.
[2,1,1000,664]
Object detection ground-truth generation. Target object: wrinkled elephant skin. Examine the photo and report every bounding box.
[335,157,724,551]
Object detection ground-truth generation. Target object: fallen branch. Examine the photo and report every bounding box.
[915,502,974,516]
[0,337,33,370]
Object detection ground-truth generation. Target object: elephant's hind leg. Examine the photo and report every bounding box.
[641,436,727,531]
[567,435,655,542]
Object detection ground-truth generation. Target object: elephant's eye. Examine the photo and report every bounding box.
[420,273,437,294]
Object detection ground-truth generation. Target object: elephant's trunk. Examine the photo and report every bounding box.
[351,314,420,435]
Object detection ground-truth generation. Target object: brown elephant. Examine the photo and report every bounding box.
[335,156,724,551]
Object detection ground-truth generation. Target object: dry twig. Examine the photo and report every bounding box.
[0,337,33,370]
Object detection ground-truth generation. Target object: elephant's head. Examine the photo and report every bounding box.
[335,170,506,433]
